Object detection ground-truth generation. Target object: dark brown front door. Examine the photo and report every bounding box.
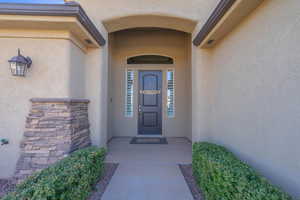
[138,70,162,135]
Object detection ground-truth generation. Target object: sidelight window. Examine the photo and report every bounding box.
[125,69,135,117]
[167,69,175,118]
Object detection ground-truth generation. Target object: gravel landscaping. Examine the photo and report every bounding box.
[179,164,204,200]
[88,163,119,200]
[0,179,15,198]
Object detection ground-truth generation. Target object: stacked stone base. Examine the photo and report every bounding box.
[15,98,91,182]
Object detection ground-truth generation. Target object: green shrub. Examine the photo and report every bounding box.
[192,142,292,200]
[3,147,106,200]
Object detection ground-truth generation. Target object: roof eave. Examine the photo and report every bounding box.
[193,0,236,47]
[0,2,106,46]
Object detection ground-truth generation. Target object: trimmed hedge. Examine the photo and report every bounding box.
[192,142,292,200]
[3,147,106,200]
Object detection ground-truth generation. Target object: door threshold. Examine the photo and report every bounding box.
[136,135,164,138]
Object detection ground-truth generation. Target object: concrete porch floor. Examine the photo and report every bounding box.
[102,137,193,200]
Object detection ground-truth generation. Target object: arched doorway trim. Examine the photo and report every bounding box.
[103,14,197,33]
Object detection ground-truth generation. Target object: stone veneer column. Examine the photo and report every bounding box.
[15,98,91,181]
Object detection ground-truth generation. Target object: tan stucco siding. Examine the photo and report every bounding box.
[0,32,106,178]
[109,29,191,138]
[71,0,220,143]
[84,47,109,147]
[0,1,298,198]
[68,42,108,147]
[76,0,219,23]
[0,37,71,178]
[69,41,86,98]
[192,0,300,197]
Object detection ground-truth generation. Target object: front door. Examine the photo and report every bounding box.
[138,70,162,135]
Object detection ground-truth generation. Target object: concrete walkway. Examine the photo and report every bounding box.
[102,137,193,200]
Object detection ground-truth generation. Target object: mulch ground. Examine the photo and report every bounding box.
[0,163,118,200]
[179,164,204,200]
[88,163,119,200]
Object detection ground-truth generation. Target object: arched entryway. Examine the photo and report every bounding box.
[102,14,195,141]
[103,14,197,33]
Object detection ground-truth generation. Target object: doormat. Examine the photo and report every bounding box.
[130,137,168,144]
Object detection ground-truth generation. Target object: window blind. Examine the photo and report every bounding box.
[167,69,175,118]
[125,69,134,117]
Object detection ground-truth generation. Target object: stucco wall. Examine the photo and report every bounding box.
[0,31,106,178]
[60,1,110,147]
[0,7,110,178]
[84,46,109,147]
[69,41,86,98]
[76,0,219,23]
[192,0,300,197]
[74,0,223,144]
[0,37,71,178]
[68,40,110,147]
[1,1,298,197]
[109,29,191,138]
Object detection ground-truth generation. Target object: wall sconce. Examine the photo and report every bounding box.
[8,49,32,77]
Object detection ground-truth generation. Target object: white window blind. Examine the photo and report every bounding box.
[167,69,175,118]
[125,69,134,117]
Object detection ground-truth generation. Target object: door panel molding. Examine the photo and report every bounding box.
[138,70,162,135]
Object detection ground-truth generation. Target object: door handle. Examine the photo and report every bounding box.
[140,90,161,95]
[138,105,142,113]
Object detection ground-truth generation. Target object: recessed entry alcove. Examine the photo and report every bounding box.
[107,28,192,140]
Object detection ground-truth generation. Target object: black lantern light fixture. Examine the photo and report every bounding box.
[8,49,32,77]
